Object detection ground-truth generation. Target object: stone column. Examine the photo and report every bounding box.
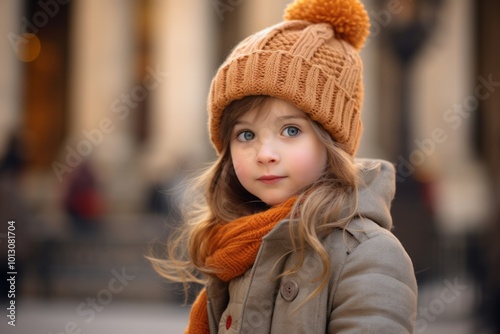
[358,0,382,158]
[240,0,289,36]
[0,0,22,155]
[68,0,136,212]
[143,0,215,180]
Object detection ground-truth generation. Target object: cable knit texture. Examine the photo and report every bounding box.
[185,197,297,334]
[208,0,370,156]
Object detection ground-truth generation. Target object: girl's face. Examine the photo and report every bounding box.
[230,98,327,206]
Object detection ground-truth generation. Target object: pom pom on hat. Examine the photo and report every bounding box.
[284,0,370,50]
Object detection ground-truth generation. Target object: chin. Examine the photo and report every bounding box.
[261,196,287,207]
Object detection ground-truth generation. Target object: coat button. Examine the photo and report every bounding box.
[281,280,299,301]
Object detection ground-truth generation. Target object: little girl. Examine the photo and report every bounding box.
[151,0,418,333]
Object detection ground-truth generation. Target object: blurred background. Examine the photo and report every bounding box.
[0,0,499,333]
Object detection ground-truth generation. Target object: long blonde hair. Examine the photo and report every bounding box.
[149,95,359,299]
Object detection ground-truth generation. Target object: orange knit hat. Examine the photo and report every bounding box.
[208,0,370,156]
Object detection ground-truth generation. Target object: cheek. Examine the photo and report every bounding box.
[291,145,327,177]
[232,159,243,179]
[231,150,249,183]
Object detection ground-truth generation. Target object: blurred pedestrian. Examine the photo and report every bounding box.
[62,161,103,236]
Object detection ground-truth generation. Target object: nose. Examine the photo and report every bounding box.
[256,139,280,165]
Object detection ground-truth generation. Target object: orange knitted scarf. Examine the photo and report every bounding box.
[185,196,297,334]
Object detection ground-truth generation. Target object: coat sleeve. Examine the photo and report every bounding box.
[328,228,418,333]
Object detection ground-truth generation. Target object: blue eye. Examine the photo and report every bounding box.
[282,126,300,137]
[237,131,255,141]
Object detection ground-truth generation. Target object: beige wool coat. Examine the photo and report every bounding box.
[205,159,418,334]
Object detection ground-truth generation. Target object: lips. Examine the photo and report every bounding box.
[257,175,286,184]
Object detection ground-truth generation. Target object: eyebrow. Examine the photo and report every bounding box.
[276,115,308,122]
[234,114,308,127]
